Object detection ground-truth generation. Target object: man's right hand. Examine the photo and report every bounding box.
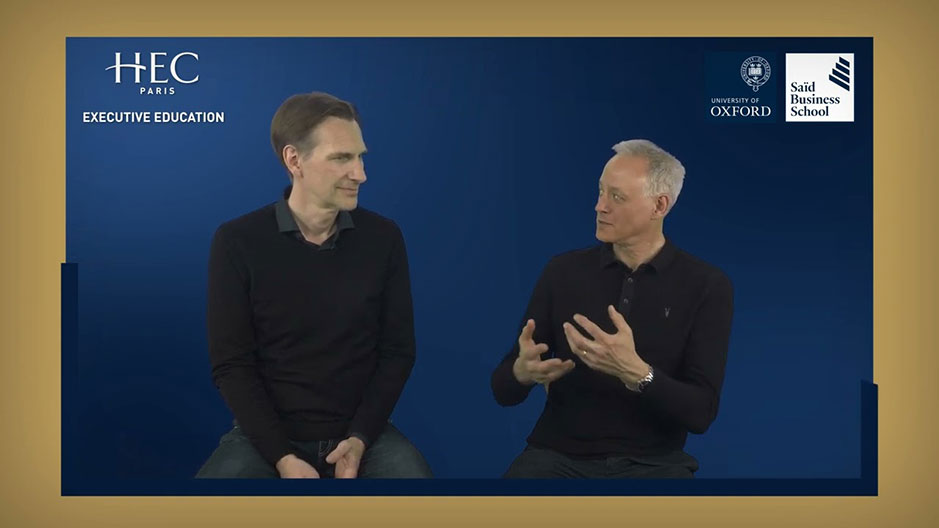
[512,319,575,386]
[275,453,320,478]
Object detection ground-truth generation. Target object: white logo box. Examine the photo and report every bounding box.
[785,53,855,122]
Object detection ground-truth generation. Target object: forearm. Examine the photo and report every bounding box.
[491,352,535,406]
[347,350,414,445]
[212,363,294,465]
[347,224,416,445]
[207,227,293,465]
[638,274,733,434]
[638,367,721,434]
[492,263,555,406]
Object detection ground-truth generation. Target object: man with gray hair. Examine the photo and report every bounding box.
[491,139,733,478]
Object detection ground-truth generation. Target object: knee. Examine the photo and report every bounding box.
[367,443,433,478]
[502,448,572,478]
[197,457,254,478]
[195,432,276,479]
[387,450,434,478]
[503,459,555,478]
[361,426,433,478]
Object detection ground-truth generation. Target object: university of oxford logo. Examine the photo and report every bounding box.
[740,56,771,92]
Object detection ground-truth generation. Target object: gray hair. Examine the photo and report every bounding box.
[611,139,685,212]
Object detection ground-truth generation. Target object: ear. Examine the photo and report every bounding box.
[283,144,302,181]
[652,194,670,218]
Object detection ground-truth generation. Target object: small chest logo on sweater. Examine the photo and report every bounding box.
[664,307,671,318]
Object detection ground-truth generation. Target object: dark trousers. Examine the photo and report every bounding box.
[503,446,699,478]
[195,422,433,478]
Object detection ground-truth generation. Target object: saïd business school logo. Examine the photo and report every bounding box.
[82,49,224,125]
[785,53,855,122]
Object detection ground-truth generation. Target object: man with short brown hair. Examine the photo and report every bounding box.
[197,92,431,479]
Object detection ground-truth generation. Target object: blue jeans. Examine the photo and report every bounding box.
[503,446,698,478]
[196,422,432,478]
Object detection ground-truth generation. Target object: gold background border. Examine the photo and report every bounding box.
[2,0,936,525]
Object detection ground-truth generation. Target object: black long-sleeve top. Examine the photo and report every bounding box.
[491,240,733,457]
[207,191,415,466]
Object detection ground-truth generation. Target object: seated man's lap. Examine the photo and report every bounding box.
[503,447,594,478]
[196,423,432,479]
[503,446,697,479]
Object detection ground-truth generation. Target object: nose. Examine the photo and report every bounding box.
[349,159,367,183]
[595,194,608,213]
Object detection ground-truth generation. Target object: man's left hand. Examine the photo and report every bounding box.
[325,436,366,478]
[562,305,650,390]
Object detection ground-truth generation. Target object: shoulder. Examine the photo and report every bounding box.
[349,207,404,238]
[212,203,277,245]
[542,244,605,275]
[670,247,733,294]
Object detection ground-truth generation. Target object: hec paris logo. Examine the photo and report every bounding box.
[740,56,771,92]
[105,52,199,94]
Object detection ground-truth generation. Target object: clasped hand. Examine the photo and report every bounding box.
[276,436,366,479]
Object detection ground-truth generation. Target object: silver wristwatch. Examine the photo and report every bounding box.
[635,365,654,393]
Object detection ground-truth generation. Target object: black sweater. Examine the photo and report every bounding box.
[491,241,733,457]
[207,200,415,466]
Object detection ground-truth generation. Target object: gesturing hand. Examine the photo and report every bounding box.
[325,436,366,479]
[512,319,575,386]
[275,454,320,479]
[562,305,650,390]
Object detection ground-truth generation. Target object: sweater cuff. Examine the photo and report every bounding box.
[637,364,682,420]
[349,414,386,449]
[638,363,667,401]
[349,431,370,449]
[491,360,535,406]
[255,432,296,468]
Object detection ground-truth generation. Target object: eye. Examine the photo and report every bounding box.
[611,192,624,203]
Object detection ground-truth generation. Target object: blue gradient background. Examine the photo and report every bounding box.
[65,38,872,483]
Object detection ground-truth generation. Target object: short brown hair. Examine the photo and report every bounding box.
[270,92,360,173]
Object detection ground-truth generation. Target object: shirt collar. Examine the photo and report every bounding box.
[600,238,677,273]
[275,185,355,247]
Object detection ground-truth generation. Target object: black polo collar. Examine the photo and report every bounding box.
[599,238,677,273]
[274,185,354,249]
